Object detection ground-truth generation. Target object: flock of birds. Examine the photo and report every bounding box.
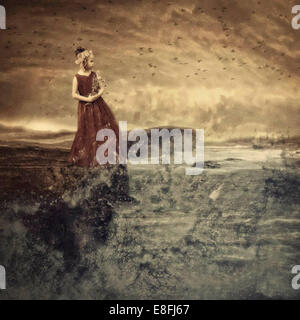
[2,1,295,92]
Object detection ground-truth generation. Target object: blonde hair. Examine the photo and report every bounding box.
[82,56,89,70]
[74,47,94,70]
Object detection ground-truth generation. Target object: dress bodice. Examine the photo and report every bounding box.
[75,72,100,97]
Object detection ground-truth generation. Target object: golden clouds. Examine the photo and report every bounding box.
[0,0,299,139]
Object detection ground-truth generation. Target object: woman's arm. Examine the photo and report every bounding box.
[88,85,105,102]
[72,76,93,103]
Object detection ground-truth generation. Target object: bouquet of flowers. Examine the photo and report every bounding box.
[91,70,107,95]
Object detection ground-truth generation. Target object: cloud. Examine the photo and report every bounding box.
[0,0,299,139]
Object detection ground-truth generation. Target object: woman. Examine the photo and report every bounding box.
[68,47,120,167]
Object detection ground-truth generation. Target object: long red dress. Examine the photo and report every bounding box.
[68,72,119,167]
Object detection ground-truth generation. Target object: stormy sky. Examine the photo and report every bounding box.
[0,0,300,140]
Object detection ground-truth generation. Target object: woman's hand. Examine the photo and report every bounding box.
[86,94,94,103]
[87,89,104,103]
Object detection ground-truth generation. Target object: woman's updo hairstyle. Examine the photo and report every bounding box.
[75,46,86,57]
[74,46,91,70]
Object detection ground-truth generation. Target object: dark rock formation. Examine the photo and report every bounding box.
[0,145,135,275]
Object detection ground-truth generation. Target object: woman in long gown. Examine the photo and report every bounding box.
[68,47,119,167]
